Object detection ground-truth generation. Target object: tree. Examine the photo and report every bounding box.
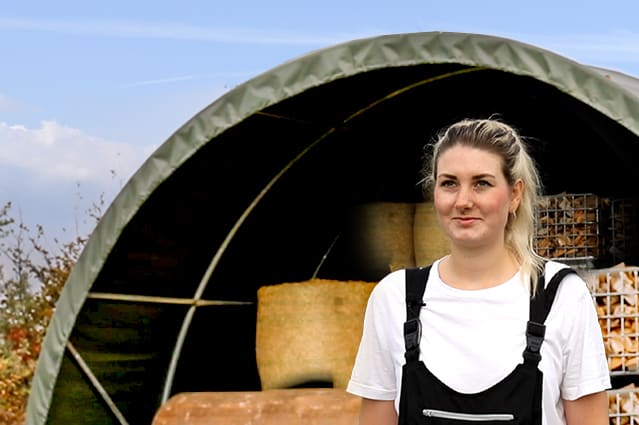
[0,201,97,424]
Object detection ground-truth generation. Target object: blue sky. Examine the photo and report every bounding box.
[1,0,639,248]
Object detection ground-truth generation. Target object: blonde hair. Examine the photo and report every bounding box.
[421,118,545,292]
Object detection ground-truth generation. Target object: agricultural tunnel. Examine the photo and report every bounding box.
[25,31,639,424]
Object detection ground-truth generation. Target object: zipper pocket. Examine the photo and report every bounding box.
[422,409,514,421]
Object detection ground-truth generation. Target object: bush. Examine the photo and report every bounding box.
[0,201,97,423]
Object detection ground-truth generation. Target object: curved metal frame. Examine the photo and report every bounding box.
[160,67,486,403]
[30,31,639,425]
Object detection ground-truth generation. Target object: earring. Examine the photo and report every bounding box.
[510,209,517,219]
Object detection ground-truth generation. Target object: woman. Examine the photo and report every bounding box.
[346,118,610,424]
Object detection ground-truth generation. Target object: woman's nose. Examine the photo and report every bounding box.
[455,185,474,209]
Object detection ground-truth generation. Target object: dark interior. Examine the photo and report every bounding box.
[47,64,639,424]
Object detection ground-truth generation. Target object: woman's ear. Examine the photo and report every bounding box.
[511,179,524,212]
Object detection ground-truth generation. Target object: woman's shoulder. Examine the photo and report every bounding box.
[372,268,406,296]
[543,259,573,276]
[375,261,439,290]
[360,269,406,320]
[542,260,592,301]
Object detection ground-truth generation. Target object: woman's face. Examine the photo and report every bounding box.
[433,144,522,251]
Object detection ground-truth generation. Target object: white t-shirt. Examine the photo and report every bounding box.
[346,259,611,425]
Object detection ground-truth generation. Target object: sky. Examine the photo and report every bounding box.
[1,0,639,252]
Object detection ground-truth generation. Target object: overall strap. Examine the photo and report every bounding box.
[524,266,578,366]
[404,266,430,362]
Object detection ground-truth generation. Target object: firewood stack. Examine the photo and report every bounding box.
[585,267,639,374]
[585,267,639,425]
[608,384,639,425]
[534,193,603,260]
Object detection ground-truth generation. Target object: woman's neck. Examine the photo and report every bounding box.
[439,244,520,290]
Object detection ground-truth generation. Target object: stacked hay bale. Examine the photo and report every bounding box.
[152,201,450,424]
[347,202,449,277]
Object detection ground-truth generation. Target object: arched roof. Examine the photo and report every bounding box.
[26,31,639,424]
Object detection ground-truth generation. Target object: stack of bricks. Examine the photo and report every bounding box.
[152,389,361,425]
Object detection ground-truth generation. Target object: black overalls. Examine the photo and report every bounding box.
[398,266,576,425]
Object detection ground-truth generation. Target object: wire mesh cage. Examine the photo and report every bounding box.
[534,193,606,267]
[585,267,639,375]
[610,199,639,265]
[608,384,639,425]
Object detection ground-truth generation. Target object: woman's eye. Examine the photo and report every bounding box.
[439,180,456,187]
[476,180,492,188]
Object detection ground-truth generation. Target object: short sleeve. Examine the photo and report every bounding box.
[346,270,404,400]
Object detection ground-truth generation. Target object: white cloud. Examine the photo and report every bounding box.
[0,120,155,186]
[124,75,194,88]
[0,17,362,46]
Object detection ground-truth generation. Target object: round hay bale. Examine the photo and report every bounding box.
[255,279,376,390]
[348,202,416,275]
[413,202,449,266]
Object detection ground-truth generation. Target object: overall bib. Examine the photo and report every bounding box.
[398,266,576,425]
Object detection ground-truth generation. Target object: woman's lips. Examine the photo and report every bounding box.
[454,217,479,225]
